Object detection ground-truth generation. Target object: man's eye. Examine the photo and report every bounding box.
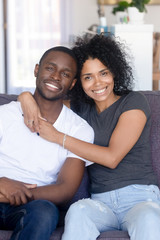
[46,67,54,71]
[62,72,70,78]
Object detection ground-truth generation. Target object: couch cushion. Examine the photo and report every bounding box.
[0,94,17,105]
[142,91,160,188]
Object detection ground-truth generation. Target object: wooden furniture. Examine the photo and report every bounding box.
[153,32,160,90]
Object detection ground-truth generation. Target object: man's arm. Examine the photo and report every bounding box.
[0,177,37,205]
[30,157,85,204]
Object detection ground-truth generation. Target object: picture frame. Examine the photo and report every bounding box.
[97,0,160,5]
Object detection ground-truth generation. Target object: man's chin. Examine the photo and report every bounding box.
[37,87,67,101]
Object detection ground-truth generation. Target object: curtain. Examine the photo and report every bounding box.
[5,0,73,94]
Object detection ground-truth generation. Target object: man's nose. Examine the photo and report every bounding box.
[51,71,60,81]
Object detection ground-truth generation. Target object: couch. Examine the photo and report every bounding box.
[0,90,160,240]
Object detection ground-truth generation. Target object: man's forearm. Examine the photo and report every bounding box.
[30,184,70,205]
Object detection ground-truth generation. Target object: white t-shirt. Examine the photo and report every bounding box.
[0,102,94,186]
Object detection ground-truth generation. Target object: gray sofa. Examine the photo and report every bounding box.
[0,90,160,240]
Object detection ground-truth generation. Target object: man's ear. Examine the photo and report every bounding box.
[69,78,77,90]
[34,64,39,77]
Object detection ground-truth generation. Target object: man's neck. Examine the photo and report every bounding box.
[33,91,63,125]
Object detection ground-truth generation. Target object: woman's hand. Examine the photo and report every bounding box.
[18,92,41,133]
[38,117,63,145]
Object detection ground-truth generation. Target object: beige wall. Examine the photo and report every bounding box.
[71,0,160,35]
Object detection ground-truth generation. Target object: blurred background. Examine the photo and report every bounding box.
[0,0,159,94]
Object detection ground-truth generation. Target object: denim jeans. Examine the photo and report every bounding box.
[0,199,59,240]
[62,184,160,240]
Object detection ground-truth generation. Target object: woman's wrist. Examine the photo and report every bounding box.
[62,134,67,149]
[55,131,64,146]
[56,132,68,149]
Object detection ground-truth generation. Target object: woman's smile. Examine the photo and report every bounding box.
[92,86,108,95]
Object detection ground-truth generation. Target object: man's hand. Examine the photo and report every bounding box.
[0,177,37,205]
[0,193,9,203]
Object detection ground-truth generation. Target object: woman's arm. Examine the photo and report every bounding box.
[18,92,71,132]
[38,109,147,169]
[18,92,41,132]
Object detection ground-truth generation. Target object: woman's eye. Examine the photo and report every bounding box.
[84,76,91,81]
[101,71,108,76]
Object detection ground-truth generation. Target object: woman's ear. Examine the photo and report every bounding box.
[69,78,77,90]
[34,64,39,77]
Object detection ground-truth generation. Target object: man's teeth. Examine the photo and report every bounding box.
[94,88,106,94]
[45,83,58,89]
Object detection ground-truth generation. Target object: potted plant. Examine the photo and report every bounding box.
[129,0,150,12]
[112,1,129,24]
[112,1,129,15]
[127,0,151,24]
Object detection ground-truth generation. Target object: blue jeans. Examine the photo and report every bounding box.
[62,184,160,240]
[0,199,59,240]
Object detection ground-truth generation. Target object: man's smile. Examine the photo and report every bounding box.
[44,81,62,92]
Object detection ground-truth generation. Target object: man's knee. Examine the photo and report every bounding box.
[27,200,59,227]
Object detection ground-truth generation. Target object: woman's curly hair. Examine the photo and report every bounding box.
[68,33,134,105]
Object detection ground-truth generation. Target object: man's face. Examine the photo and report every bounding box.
[35,51,77,101]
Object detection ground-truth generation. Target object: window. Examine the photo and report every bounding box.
[3,0,73,94]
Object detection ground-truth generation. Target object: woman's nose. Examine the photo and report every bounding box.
[94,75,101,85]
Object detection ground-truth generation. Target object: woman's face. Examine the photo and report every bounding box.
[80,58,115,105]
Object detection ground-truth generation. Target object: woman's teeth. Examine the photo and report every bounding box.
[93,88,106,94]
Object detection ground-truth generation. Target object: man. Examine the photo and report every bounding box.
[0,46,94,240]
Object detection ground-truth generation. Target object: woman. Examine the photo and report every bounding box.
[19,34,160,240]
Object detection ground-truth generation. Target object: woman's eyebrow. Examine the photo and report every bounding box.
[81,72,92,77]
[81,68,109,77]
[100,68,109,72]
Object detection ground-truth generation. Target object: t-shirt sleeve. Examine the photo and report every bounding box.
[120,91,151,118]
[66,122,94,167]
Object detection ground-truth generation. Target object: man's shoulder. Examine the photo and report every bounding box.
[62,105,92,129]
[63,106,94,137]
[0,100,19,109]
[0,101,21,116]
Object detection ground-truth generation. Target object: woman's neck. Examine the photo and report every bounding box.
[95,94,120,113]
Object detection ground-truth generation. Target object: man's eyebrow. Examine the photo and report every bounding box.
[45,62,56,66]
[45,62,74,73]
